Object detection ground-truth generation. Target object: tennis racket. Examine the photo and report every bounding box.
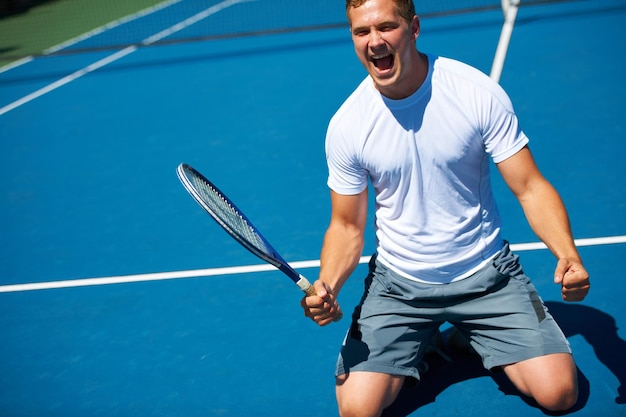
[177,163,336,313]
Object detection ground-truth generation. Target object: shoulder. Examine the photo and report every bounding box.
[328,77,378,131]
[431,55,494,88]
[430,55,514,111]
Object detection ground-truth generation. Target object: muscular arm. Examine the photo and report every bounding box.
[320,189,369,292]
[302,189,368,325]
[497,146,590,301]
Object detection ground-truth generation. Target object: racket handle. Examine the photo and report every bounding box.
[296,275,317,296]
[296,275,343,321]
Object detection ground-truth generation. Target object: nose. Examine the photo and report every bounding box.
[369,30,384,46]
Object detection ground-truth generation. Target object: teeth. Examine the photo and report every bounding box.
[372,54,390,60]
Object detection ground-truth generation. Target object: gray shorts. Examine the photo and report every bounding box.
[336,243,571,380]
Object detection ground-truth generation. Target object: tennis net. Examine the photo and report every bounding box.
[16,0,595,68]
[1,0,516,62]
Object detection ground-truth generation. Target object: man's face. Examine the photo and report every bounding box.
[348,0,421,99]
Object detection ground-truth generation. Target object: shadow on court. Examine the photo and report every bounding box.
[545,301,626,406]
[382,301,625,416]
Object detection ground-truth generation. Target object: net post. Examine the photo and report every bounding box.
[490,0,521,83]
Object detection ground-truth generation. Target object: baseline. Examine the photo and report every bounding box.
[0,235,623,293]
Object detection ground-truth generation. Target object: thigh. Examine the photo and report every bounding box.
[503,352,577,396]
[502,352,578,411]
[448,245,571,370]
[336,256,443,381]
[336,371,405,417]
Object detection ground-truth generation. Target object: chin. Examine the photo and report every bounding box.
[371,74,397,90]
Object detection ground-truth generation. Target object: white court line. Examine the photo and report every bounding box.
[0,0,181,74]
[0,0,249,116]
[1,235,624,293]
[44,0,184,55]
[0,46,140,116]
[0,56,34,74]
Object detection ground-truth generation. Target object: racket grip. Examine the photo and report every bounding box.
[296,275,317,296]
[296,275,343,321]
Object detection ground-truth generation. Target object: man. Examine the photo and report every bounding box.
[300,0,591,416]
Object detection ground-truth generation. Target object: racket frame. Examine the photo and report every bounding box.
[176,163,315,296]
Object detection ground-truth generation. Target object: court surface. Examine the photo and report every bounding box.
[1,0,625,416]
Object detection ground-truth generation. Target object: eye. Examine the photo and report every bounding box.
[379,23,398,32]
[352,28,369,37]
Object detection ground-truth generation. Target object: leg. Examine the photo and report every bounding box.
[336,371,405,417]
[446,244,578,411]
[503,352,578,411]
[334,256,440,416]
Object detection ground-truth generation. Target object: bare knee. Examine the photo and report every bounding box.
[503,353,578,412]
[533,378,578,411]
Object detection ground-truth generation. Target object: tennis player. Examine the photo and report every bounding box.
[300,0,590,415]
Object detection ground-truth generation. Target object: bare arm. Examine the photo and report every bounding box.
[497,146,590,301]
[301,189,368,325]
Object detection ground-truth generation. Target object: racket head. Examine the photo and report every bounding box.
[177,163,340,319]
[176,163,288,270]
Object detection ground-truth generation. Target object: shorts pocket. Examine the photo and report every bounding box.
[510,273,547,323]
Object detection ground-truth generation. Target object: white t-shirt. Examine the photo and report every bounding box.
[326,54,529,284]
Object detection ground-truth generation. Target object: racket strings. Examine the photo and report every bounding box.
[189,175,272,255]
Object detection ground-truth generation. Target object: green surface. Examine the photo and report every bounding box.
[0,0,165,65]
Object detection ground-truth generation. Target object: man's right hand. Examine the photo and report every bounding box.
[301,279,343,326]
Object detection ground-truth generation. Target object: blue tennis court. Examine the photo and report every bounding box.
[0,0,625,416]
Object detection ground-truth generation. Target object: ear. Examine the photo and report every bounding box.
[411,15,421,40]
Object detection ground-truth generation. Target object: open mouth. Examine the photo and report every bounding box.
[372,53,394,71]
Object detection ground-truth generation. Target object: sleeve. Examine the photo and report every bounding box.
[325,116,369,195]
[479,79,529,164]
